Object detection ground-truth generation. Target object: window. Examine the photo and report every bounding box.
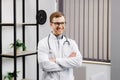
[59,0,111,62]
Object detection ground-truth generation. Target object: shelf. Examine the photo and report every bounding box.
[21,79,32,80]
[22,23,37,26]
[0,23,37,26]
[0,23,14,26]
[0,51,37,58]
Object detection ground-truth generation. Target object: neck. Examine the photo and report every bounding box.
[52,32,63,39]
[52,31,61,36]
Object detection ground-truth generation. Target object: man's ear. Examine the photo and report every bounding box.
[50,23,53,27]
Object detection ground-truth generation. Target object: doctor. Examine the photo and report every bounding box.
[38,11,82,80]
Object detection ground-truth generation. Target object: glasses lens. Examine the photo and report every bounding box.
[52,22,66,26]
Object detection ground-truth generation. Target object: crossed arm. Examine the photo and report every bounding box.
[49,52,77,62]
[39,51,82,72]
[38,40,82,72]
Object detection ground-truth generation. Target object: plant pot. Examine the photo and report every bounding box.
[16,47,22,54]
[11,78,14,80]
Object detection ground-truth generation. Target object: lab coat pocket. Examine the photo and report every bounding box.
[44,72,56,80]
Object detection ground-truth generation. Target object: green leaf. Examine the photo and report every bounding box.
[10,39,26,51]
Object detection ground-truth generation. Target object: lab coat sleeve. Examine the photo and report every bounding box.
[56,40,82,68]
[38,40,66,72]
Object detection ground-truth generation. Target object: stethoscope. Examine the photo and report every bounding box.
[47,33,71,79]
[48,34,70,54]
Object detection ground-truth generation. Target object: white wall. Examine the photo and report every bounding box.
[83,63,111,80]
[39,0,57,39]
[111,0,120,80]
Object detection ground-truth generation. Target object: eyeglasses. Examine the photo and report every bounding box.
[51,22,66,26]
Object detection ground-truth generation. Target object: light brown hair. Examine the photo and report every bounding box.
[50,11,65,23]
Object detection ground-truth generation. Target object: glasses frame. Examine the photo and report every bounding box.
[51,22,66,26]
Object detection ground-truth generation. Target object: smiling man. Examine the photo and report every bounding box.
[50,13,65,36]
[38,11,82,80]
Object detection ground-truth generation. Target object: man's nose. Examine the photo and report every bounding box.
[57,23,63,27]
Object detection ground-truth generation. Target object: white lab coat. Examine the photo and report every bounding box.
[38,33,82,80]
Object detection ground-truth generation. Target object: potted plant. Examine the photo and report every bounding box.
[10,39,26,52]
[4,71,20,80]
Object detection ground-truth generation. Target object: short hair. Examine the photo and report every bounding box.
[50,11,65,22]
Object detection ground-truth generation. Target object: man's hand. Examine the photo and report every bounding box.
[49,58,56,63]
[68,52,76,58]
[49,52,76,62]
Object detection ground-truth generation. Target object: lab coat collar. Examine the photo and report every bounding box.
[50,32,63,40]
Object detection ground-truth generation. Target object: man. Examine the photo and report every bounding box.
[38,11,82,80]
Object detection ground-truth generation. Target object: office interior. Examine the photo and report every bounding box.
[0,0,119,80]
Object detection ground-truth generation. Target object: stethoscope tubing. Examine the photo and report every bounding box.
[47,34,70,54]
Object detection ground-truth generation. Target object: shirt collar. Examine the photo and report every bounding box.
[50,32,63,40]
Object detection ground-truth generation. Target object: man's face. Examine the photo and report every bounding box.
[50,16,66,36]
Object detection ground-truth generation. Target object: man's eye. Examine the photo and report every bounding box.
[52,22,66,26]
